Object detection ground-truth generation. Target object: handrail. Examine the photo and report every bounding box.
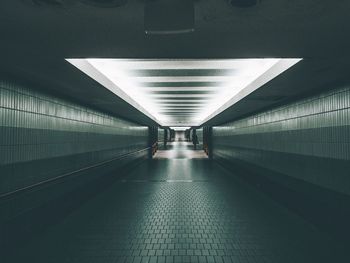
[0,147,150,200]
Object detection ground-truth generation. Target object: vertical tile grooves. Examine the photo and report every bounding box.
[0,79,149,198]
[213,86,350,195]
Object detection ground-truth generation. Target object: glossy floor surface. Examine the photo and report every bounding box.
[5,142,348,262]
[155,141,208,159]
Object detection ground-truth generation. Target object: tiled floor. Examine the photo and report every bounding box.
[5,142,348,262]
[155,142,208,159]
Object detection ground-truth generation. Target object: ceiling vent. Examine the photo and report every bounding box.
[80,0,127,8]
[228,0,258,8]
[144,0,194,35]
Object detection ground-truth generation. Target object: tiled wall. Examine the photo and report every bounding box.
[0,78,149,203]
[158,128,165,144]
[213,86,350,195]
[196,128,203,146]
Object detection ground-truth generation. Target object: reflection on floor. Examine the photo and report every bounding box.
[155,142,208,159]
[5,141,348,262]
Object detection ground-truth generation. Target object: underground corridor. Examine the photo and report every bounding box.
[3,135,349,262]
[1,1,350,263]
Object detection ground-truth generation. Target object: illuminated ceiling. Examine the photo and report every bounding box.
[67,58,301,126]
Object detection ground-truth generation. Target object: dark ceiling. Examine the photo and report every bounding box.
[1,0,350,126]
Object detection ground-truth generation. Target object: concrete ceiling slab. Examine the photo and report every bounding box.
[1,0,349,126]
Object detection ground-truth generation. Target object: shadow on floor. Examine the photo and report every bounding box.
[2,144,350,263]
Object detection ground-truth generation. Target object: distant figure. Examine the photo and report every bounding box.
[192,133,199,150]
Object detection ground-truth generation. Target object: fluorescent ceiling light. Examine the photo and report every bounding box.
[171,126,191,131]
[66,58,301,126]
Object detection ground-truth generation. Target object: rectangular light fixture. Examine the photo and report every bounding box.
[171,126,191,131]
[66,58,301,127]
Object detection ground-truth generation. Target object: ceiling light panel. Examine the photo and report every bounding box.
[67,58,301,126]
